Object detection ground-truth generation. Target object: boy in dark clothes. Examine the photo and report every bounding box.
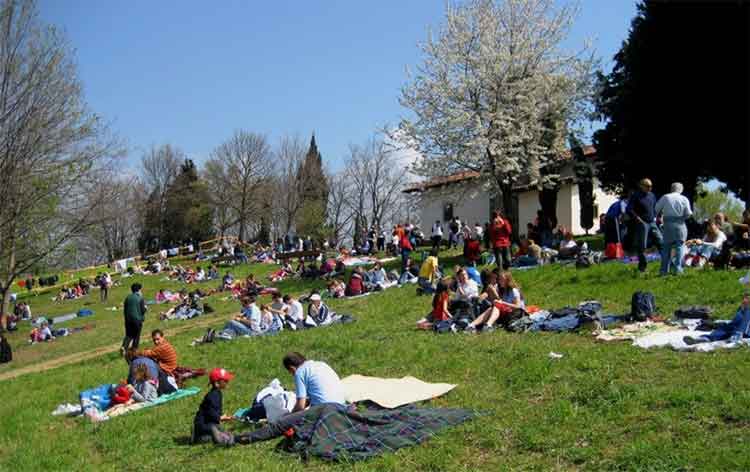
[192,368,235,446]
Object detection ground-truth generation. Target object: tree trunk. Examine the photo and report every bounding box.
[1,285,9,318]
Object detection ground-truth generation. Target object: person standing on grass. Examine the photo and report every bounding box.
[655,182,693,276]
[99,272,111,302]
[489,211,513,270]
[628,178,663,272]
[431,220,444,251]
[121,283,147,354]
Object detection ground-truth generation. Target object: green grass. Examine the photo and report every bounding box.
[2,246,750,470]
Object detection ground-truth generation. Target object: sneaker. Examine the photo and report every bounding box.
[482,325,495,333]
[683,336,702,345]
[463,325,477,334]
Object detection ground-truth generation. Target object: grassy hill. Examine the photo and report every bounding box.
[1,248,749,470]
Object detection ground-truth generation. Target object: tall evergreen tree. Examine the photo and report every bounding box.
[162,159,214,246]
[296,134,329,238]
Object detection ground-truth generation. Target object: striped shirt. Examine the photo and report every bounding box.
[140,341,178,375]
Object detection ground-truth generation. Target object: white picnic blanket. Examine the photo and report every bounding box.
[340,375,456,409]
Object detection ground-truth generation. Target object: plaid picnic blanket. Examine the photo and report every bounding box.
[278,402,476,462]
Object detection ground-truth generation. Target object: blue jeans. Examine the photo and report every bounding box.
[660,240,686,275]
[635,221,663,271]
[689,244,720,260]
[401,249,411,271]
[223,320,252,336]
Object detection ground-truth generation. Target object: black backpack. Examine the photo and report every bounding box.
[674,306,712,320]
[631,291,657,321]
[0,335,12,363]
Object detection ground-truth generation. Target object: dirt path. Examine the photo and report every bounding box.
[0,316,219,382]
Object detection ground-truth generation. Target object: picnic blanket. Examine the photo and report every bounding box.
[278,402,476,462]
[595,320,749,352]
[105,387,201,418]
[341,375,456,409]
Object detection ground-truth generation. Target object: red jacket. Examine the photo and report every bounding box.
[464,239,482,262]
[399,233,413,251]
[346,273,365,296]
[489,219,512,248]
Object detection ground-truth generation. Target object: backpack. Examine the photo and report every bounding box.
[631,291,656,321]
[674,306,712,320]
[0,336,11,363]
[433,320,455,334]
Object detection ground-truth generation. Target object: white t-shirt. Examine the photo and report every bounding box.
[703,231,727,249]
[561,240,578,250]
[455,279,479,301]
[432,223,443,237]
[286,300,304,322]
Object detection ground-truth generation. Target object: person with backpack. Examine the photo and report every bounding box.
[655,182,693,276]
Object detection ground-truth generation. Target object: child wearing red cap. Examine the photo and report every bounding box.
[192,367,235,446]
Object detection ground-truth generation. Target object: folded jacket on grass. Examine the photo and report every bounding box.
[341,375,456,409]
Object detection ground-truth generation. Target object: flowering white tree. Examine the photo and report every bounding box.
[399,0,595,228]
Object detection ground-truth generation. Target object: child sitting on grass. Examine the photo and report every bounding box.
[192,368,235,446]
[127,363,158,403]
[416,281,452,330]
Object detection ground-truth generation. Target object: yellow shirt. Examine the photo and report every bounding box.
[419,256,439,282]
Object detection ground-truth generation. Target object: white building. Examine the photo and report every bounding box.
[403,146,618,236]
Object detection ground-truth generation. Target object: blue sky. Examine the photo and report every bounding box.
[40,0,639,171]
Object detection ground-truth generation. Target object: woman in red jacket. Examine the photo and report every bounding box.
[489,211,512,270]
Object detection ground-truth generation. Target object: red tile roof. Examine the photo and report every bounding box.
[403,145,596,193]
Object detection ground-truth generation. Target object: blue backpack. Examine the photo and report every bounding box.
[631,291,656,321]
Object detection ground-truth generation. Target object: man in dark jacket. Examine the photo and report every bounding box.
[627,178,663,272]
[121,283,147,354]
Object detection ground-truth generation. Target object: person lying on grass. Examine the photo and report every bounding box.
[464,271,525,333]
[416,281,452,330]
[192,368,236,446]
[234,352,345,445]
[684,293,750,345]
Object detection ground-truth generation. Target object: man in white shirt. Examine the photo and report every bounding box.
[282,294,305,330]
[453,268,478,303]
[655,182,693,276]
[431,220,443,250]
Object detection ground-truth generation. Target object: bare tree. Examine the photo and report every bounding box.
[0,0,120,313]
[203,158,238,238]
[326,170,354,248]
[274,134,306,234]
[207,130,273,242]
[84,175,142,263]
[139,144,182,249]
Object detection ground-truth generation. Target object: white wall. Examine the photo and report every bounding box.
[419,181,491,229]
[416,178,618,236]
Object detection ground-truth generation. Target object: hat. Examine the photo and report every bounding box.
[310,293,321,302]
[209,367,235,383]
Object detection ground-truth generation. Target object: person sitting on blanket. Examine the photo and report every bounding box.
[684,294,750,345]
[192,368,236,446]
[477,271,501,312]
[346,267,367,296]
[684,221,727,268]
[364,261,388,291]
[464,271,525,333]
[219,296,262,338]
[558,232,580,259]
[126,363,158,403]
[416,281,452,330]
[234,352,345,445]
[133,329,178,384]
[450,268,479,313]
[307,293,332,325]
[326,279,346,299]
[221,272,234,291]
